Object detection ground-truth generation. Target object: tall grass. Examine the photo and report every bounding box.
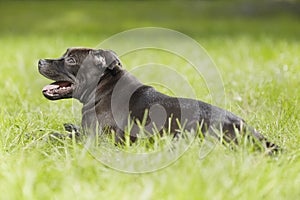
[0,1,299,199]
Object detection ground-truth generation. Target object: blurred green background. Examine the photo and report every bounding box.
[1,0,299,110]
[1,1,299,37]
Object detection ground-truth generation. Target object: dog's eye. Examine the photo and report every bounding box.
[65,57,77,65]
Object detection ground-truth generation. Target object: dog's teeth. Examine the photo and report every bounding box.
[43,84,60,91]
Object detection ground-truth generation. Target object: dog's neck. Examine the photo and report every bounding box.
[78,67,127,105]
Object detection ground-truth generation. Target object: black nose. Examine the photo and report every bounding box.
[38,59,47,66]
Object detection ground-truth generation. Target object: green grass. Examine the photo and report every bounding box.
[0,1,300,199]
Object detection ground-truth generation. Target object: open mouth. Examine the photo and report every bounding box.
[42,81,74,100]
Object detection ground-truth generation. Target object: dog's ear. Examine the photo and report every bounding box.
[89,49,121,70]
[102,50,122,70]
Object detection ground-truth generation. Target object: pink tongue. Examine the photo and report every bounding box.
[43,84,60,91]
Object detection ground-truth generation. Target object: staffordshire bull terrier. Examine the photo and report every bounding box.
[38,47,279,152]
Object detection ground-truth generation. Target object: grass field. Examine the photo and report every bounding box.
[0,1,300,199]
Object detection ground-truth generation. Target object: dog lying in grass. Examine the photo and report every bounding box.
[38,47,279,152]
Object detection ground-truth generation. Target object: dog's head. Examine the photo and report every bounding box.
[38,47,122,101]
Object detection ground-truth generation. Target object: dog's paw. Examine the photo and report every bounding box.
[63,123,81,139]
[64,123,80,133]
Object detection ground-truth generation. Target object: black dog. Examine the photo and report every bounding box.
[38,48,279,151]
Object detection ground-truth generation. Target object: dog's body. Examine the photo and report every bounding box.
[38,48,279,151]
